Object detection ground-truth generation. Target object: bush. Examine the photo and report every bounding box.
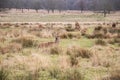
[0,37,6,43]
[50,46,63,55]
[60,32,81,39]
[112,23,116,28]
[94,26,103,31]
[93,32,105,38]
[108,38,120,44]
[65,24,75,32]
[66,46,93,58]
[12,37,37,48]
[60,33,68,39]
[95,39,107,46]
[103,67,120,80]
[114,38,120,43]
[69,55,79,67]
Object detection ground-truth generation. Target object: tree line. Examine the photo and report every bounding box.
[0,0,120,15]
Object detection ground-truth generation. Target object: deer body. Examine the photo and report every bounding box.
[38,36,60,48]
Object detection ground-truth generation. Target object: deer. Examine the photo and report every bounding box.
[38,35,60,48]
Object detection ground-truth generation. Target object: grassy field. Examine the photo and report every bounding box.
[0,9,120,22]
[0,9,120,80]
[0,22,120,80]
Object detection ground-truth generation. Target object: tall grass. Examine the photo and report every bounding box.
[66,46,93,58]
[12,37,37,48]
[0,68,9,80]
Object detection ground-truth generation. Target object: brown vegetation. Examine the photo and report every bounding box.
[0,43,22,54]
[12,37,37,48]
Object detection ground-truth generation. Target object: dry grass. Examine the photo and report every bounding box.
[109,67,120,80]
[60,32,81,39]
[49,46,63,55]
[66,45,93,58]
[12,37,37,48]
[95,39,107,46]
[58,56,71,69]
[0,37,6,43]
[0,43,22,54]
[0,22,120,80]
[1,53,52,72]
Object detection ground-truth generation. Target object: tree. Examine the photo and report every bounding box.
[45,0,56,13]
[79,0,85,13]
[98,0,113,17]
[74,0,85,13]
[33,0,42,13]
[56,0,66,12]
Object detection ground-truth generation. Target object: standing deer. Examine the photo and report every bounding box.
[38,36,60,48]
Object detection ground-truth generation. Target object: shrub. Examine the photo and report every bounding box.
[110,69,120,80]
[60,32,81,39]
[69,55,79,67]
[50,46,63,55]
[94,26,103,31]
[0,68,9,80]
[118,43,120,47]
[93,32,105,38]
[12,37,37,48]
[66,46,93,58]
[102,27,108,34]
[65,24,75,32]
[108,38,120,44]
[60,33,68,39]
[114,38,120,43]
[95,39,107,46]
[112,23,116,28]
[0,37,6,43]
[103,67,120,80]
[85,34,95,39]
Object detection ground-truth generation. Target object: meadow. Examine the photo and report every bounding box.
[0,9,120,22]
[0,10,120,80]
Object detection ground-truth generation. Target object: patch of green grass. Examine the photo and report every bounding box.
[60,38,95,48]
[37,37,94,48]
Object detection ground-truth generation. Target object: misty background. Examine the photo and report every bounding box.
[0,0,120,14]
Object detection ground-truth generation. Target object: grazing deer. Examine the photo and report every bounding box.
[38,36,60,48]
